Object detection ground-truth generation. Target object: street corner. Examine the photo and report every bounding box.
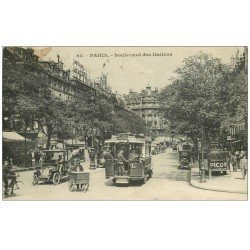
[190,167,248,195]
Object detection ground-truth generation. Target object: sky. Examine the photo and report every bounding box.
[33,46,244,95]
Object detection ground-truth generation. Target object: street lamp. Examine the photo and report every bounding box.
[3,117,10,131]
[89,92,97,170]
[200,125,206,183]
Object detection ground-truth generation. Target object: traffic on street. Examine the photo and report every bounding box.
[3,147,246,201]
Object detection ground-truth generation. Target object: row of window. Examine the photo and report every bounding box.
[53,91,73,101]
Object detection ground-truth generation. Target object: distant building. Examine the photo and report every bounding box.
[229,48,245,72]
[124,86,166,135]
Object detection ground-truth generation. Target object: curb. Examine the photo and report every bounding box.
[190,180,247,194]
[190,167,247,195]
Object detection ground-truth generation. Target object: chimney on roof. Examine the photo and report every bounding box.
[146,85,151,94]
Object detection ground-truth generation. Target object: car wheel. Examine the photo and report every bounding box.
[83,183,89,192]
[53,172,60,185]
[148,170,153,179]
[142,174,148,184]
[68,179,74,192]
[32,174,39,185]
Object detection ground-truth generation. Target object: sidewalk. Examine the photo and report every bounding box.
[190,164,248,194]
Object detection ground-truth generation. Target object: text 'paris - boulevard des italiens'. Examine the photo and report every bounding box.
[77,52,173,58]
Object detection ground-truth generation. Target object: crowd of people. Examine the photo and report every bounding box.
[27,148,45,169]
[228,149,248,180]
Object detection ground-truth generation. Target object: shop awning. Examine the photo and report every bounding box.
[65,138,85,146]
[3,131,32,142]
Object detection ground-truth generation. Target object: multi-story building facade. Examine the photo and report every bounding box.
[2,47,116,143]
[124,86,166,135]
[226,47,248,151]
[3,47,112,102]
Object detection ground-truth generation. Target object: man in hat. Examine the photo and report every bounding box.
[2,161,17,196]
[103,146,114,160]
[117,149,129,176]
[34,149,40,165]
[240,154,248,180]
[71,158,84,189]
[72,158,84,172]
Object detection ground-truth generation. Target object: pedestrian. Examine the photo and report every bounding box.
[103,147,114,160]
[39,150,45,168]
[235,150,240,170]
[226,152,231,172]
[129,148,139,161]
[27,149,33,168]
[101,146,113,167]
[231,154,237,172]
[240,155,248,180]
[34,149,40,165]
[240,148,245,160]
[31,149,35,168]
[71,159,84,189]
[117,149,129,176]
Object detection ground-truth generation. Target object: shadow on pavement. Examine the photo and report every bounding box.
[105,179,144,187]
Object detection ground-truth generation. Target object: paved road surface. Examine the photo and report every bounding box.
[3,148,247,200]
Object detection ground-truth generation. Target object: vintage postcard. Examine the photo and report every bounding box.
[2,46,248,200]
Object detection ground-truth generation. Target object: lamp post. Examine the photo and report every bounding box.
[3,117,10,131]
[89,92,97,170]
[200,125,206,183]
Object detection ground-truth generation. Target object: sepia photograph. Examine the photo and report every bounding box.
[2,46,248,200]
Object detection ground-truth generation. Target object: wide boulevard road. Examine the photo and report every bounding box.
[4,148,247,200]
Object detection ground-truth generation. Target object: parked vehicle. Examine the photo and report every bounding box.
[32,149,69,185]
[104,133,153,186]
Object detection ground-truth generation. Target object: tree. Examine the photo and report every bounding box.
[111,108,146,135]
[159,52,232,151]
[3,62,49,165]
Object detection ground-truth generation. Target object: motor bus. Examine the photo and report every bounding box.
[104,133,153,186]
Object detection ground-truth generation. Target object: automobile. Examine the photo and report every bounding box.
[32,149,69,185]
[178,150,192,170]
[172,145,178,151]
